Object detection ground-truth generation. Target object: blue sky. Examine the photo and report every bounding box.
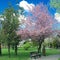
[0,0,58,16]
[0,0,60,30]
[0,0,51,14]
[0,0,56,16]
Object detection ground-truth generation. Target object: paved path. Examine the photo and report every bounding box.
[31,54,60,60]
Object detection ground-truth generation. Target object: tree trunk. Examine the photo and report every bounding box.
[38,35,45,54]
[0,43,2,55]
[8,43,10,57]
[12,44,15,50]
[38,42,41,53]
[15,44,17,55]
[42,44,46,56]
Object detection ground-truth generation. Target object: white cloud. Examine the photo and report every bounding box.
[55,13,60,22]
[0,15,3,21]
[0,16,4,21]
[18,15,26,23]
[18,0,35,11]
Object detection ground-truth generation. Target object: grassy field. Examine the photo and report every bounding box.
[58,58,60,60]
[0,47,60,60]
[46,48,60,55]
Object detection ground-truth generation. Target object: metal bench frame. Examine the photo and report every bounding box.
[30,51,41,59]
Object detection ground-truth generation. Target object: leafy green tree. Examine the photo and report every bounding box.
[0,28,2,55]
[0,25,6,55]
[50,0,60,13]
[52,36,60,48]
[0,19,5,55]
[2,6,20,56]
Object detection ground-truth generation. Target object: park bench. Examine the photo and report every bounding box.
[30,51,41,59]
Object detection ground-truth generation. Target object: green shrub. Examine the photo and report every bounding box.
[23,42,32,50]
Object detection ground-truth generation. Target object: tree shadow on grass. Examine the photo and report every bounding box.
[0,51,30,60]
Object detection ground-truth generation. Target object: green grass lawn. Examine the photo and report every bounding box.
[58,58,60,60]
[0,47,60,60]
[46,48,60,55]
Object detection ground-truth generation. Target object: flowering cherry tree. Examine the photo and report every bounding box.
[17,3,55,53]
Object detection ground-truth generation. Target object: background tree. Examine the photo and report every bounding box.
[2,6,20,56]
[0,25,2,55]
[50,0,60,13]
[0,18,2,55]
[0,17,5,55]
